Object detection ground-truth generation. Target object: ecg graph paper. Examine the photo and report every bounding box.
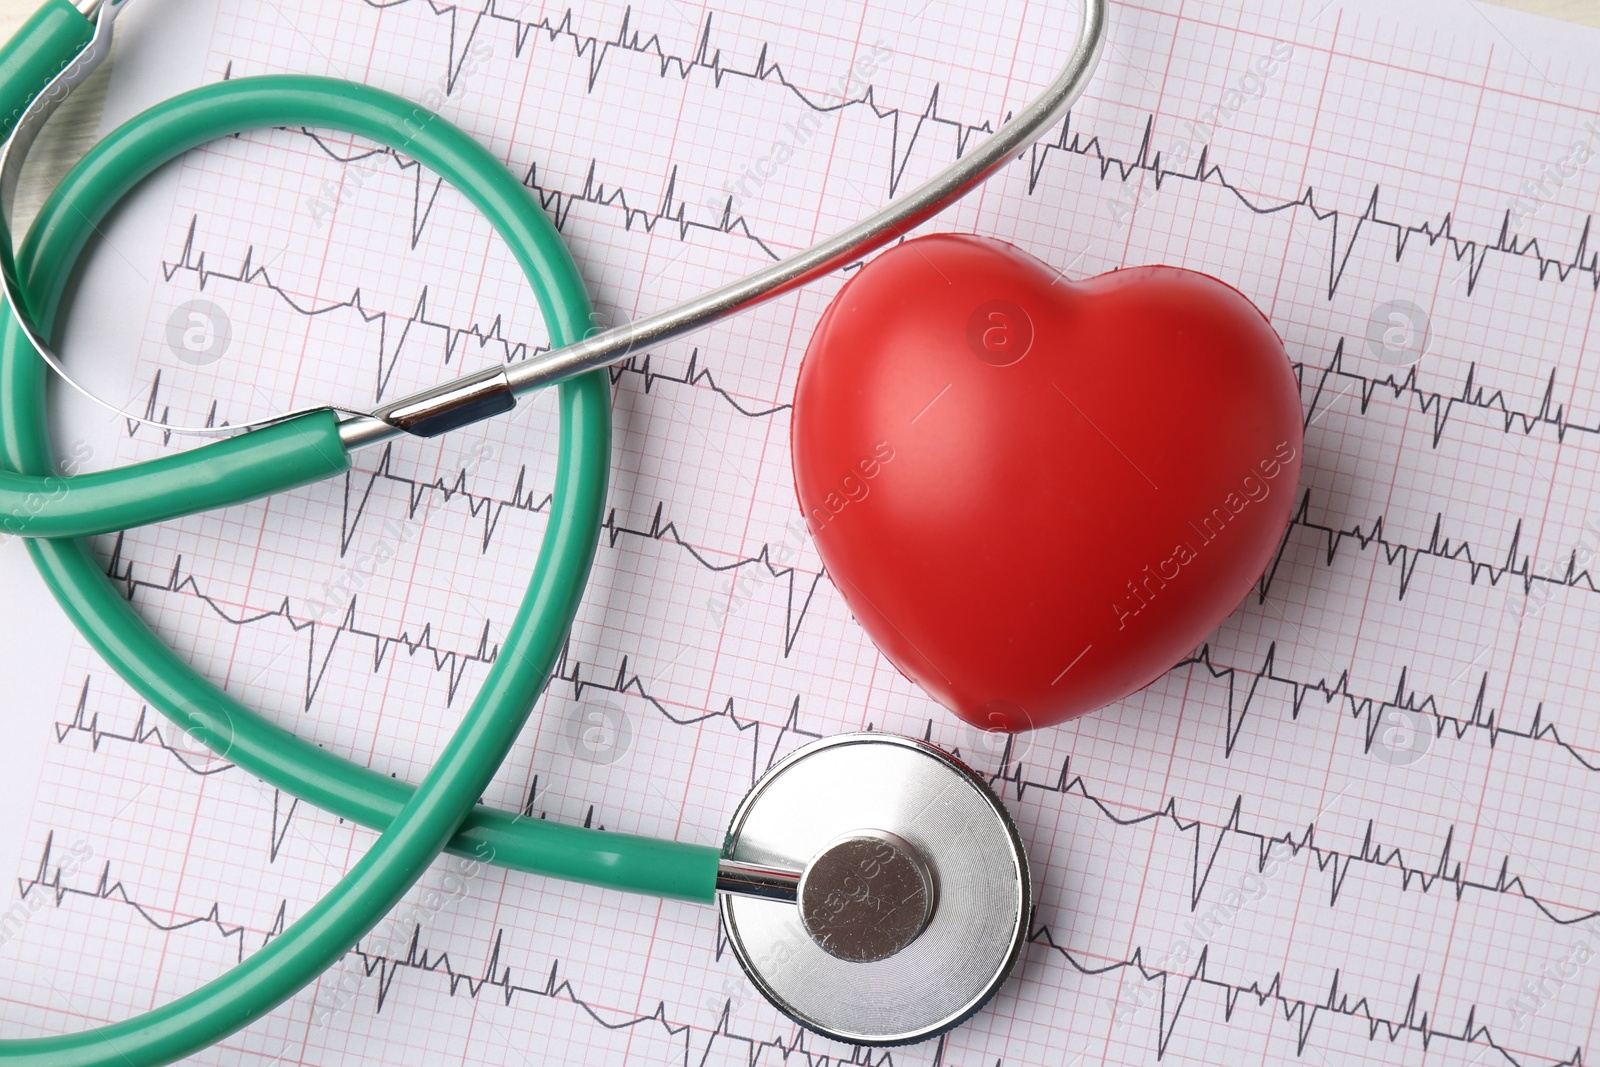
[2,0,1600,1062]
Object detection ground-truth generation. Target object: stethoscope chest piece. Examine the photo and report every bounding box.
[719,734,1030,1045]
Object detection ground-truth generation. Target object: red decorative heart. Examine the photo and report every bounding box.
[791,234,1303,732]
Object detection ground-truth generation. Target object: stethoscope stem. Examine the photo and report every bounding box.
[715,857,803,903]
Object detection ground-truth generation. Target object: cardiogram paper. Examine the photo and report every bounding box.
[3,0,1600,1064]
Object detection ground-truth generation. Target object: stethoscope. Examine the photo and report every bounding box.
[0,0,1107,1060]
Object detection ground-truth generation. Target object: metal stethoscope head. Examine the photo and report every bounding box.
[716,734,1031,1045]
[0,0,1108,451]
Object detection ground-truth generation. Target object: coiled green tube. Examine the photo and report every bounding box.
[0,11,717,1066]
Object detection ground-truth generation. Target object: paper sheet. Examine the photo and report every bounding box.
[4,0,1600,1063]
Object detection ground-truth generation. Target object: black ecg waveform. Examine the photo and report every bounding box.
[1031,928,1580,1067]
[327,915,1588,1066]
[96,459,821,712]
[354,0,1600,297]
[54,661,1600,933]
[336,451,824,653]
[336,446,820,656]
[1299,337,1600,448]
[52,680,236,777]
[61,545,1600,929]
[153,208,1600,455]
[968,730,1600,928]
[1186,643,1600,772]
[157,218,782,424]
[136,0,1600,438]
[102,524,498,704]
[51,676,714,860]
[16,832,270,964]
[20,807,1583,1067]
[88,629,820,788]
[1265,488,1600,602]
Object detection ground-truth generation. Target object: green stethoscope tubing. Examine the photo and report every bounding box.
[0,18,718,1067]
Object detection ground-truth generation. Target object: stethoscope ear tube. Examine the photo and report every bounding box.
[0,71,726,901]
[0,407,349,537]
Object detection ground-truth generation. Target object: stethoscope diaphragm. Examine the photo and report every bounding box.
[719,734,1030,1045]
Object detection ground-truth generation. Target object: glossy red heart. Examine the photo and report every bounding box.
[791,234,1303,732]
